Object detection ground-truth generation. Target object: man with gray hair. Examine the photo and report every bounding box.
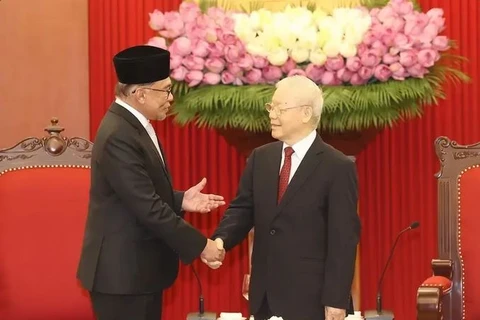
[206,75,360,320]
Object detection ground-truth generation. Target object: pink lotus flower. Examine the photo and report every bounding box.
[358,66,374,80]
[243,68,263,84]
[321,71,341,85]
[147,36,167,50]
[390,0,413,15]
[178,2,201,23]
[374,64,392,82]
[426,8,446,30]
[382,53,399,64]
[288,69,307,77]
[185,70,204,87]
[393,33,412,50]
[360,50,381,68]
[169,37,192,57]
[432,36,449,51]
[182,55,205,71]
[170,55,183,69]
[252,56,269,69]
[379,29,396,47]
[363,31,377,46]
[337,68,353,83]
[207,7,226,24]
[383,16,405,33]
[357,43,368,56]
[171,66,188,81]
[350,73,368,85]
[149,10,165,30]
[389,62,408,80]
[399,50,417,67]
[160,12,184,39]
[220,32,238,46]
[346,57,362,72]
[238,54,254,70]
[262,66,283,83]
[407,63,428,78]
[305,64,325,83]
[417,49,438,67]
[371,41,388,57]
[325,56,345,71]
[404,13,429,36]
[205,58,226,73]
[221,71,235,84]
[227,63,242,77]
[377,6,396,23]
[184,22,207,41]
[192,39,210,58]
[207,42,225,58]
[281,58,297,74]
[224,45,244,63]
[203,72,221,85]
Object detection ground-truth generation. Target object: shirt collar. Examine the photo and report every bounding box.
[115,97,149,128]
[283,129,317,161]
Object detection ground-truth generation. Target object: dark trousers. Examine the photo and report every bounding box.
[89,291,163,320]
[253,295,274,320]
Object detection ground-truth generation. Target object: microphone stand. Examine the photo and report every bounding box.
[187,265,217,320]
[364,222,419,320]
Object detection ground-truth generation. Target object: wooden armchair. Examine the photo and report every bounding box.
[417,137,480,320]
[0,118,94,319]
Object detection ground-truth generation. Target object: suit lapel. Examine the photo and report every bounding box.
[272,135,326,221]
[156,137,173,182]
[109,103,173,186]
[139,129,173,186]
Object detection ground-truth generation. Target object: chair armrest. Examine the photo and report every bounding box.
[416,259,453,320]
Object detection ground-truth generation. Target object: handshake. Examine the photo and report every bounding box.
[200,238,225,269]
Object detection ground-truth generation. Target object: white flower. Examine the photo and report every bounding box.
[233,14,256,42]
[278,31,297,49]
[339,41,357,58]
[267,48,289,66]
[309,49,328,66]
[296,26,318,50]
[232,4,372,64]
[291,47,310,63]
[268,317,284,320]
[323,40,342,57]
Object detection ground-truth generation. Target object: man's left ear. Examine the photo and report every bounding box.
[302,106,313,123]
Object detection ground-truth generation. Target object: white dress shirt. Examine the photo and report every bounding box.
[115,97,165,164]
[280,129,317,183]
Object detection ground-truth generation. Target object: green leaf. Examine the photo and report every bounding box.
[170,53,468,134]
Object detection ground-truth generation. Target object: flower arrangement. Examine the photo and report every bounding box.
[146,0,468,132]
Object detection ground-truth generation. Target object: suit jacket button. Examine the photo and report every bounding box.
[270,229,276,235]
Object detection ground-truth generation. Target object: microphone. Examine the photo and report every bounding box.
[186,264,217,320]
[364,221,420,320]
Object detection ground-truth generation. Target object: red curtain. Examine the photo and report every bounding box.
[357,1,479,319]
[88,0,249,318]
[88,1,479,319]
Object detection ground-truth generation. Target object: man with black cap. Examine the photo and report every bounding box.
[76,45,226,320]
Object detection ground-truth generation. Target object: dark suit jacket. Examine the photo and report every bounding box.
[77,102,207,294]
[213,134,360,320]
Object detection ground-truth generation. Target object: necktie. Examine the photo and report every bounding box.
[278,147,294,203]
[145,122,165,165]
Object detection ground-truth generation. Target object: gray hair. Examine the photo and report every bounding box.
[275,75,324,126]
[114,82,155,98]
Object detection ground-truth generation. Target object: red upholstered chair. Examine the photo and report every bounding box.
[0,118,94,319]
[417,137,480,320]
